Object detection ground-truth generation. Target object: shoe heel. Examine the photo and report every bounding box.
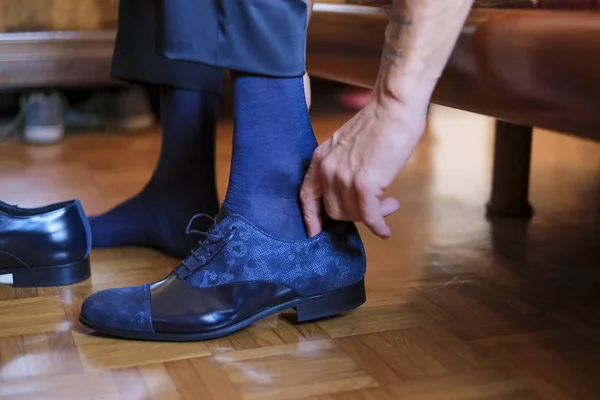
[12,258,91,287]
[295,279,366,322]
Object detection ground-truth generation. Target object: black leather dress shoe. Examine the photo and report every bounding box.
[80,210,366,341]
[0,200,92,287]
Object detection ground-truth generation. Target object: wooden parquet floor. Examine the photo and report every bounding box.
[0,104,599,399]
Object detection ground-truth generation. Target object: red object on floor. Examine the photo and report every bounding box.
[339,88,372,110]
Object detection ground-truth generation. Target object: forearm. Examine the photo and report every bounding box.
[374,0,473,111]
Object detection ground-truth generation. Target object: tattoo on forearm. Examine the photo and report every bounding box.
[383,2,412,67]
[383,44,403,67]
[390,14,412,37]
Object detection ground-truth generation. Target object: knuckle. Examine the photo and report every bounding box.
[363,215,377,227]
[323,198,340,219]
[329,211,342,220]
[331,130,346,147]
[354,175,371,193]
[299,188,312,203]
[312,147,323,160]
[322,160,337,178]
[315,143,327,155]
[338,172,353,187]
[314,141,330,159]
[360,208,380,226]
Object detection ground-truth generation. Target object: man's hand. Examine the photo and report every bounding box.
[300,98,427,238]
[301,0,473,238]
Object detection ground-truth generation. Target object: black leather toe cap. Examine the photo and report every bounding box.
[150,273,301,333]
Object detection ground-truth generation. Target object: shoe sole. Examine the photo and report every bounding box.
[114,115,156,131]
[0,258,91,287]
[79,279,366,342]
[23,125,64,144]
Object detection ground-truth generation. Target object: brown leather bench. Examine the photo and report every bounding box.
[0,0,117,89]
[307,3,600,217]
[0,30,116,89]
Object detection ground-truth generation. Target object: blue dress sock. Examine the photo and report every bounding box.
[223,72,317,240]
[90,87,220,258]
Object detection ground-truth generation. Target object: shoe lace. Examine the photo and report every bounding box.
[180,213,236,274]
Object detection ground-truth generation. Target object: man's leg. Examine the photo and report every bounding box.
[220,0,315,238]
[222,71,316,239]
[158,0,317,239]
[90,0,222,258]
[80,0,367,342]
[90,87,220,258]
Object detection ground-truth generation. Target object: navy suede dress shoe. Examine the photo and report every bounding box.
[80,208,366,341]
[0,200,92,287]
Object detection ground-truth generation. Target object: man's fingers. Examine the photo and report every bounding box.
[300,188,323,237]
[300,161,323,237]
[359,194,392,239]
[380,197,401,217]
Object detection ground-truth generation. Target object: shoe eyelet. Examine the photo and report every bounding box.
[226,226,237,241]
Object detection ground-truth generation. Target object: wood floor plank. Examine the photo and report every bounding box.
[387,369,536,400]
[189,357,243,400]
[4,330,84,380]
[337,327,490,387]
[472,329,600,399]
[138,363,181,400]
[0,335,28,382]
[316,300,434,338]
[111,367,150,399]
[0,371,120,399]
[58,285,90,331]
[313,387,398,400]
[337,333,421,385]
[22,333,55,377]
[47,330,84,376]
[215,340,378,400]
[14,287,38,299]
[35,287,60,297]
[0,296,67,338]
[314,387,397,400]
[0,286,16,302]
[226,330,261,351]
[205,336,237,355]
[246,320,287,347]
[267,311,333,342]
[165,359,209,400]
[294,321,331,341]
[72,330,211,370]
[247,313,329,345]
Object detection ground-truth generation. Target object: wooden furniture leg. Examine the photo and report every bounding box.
[486,120,534,218]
